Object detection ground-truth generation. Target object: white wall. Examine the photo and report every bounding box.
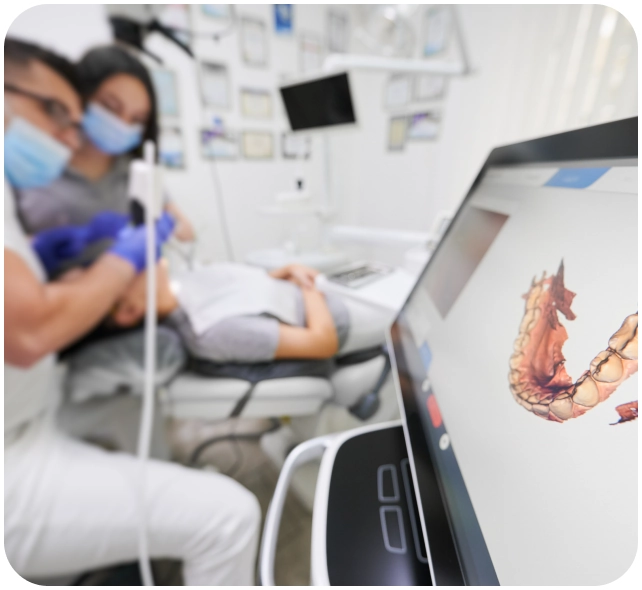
[7,4,112,59]
[330,4,638,247]
[7,4,638,266]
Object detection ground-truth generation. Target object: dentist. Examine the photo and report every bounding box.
[4,39,260,585]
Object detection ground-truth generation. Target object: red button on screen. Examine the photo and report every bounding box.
[427,394,442,429]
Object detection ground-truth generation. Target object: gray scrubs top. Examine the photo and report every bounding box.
[17,157,132,232]
[166,290,351,364]
[15,157,168,273]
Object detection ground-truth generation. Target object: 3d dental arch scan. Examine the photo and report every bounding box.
[3,3,638,588]
[508,261,637,424]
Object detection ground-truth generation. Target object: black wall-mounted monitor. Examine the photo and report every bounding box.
[280,72,356,131]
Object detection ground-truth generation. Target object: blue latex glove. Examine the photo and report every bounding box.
[86,211,129,242]
[108,212,176,272]
[32,225,90,276]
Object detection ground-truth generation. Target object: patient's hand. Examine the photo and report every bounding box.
[270,263,319,290]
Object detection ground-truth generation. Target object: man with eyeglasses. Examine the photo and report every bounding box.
[4,39,260,585]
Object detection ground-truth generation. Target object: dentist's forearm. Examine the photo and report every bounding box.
[5,250,135,367]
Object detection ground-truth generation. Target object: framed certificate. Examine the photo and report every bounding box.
[241,131,274,159]
[198,61,230,108]
[201,128,239,160]
[240,88,272,119]
[388,116,408,151]
[240,17,268,67]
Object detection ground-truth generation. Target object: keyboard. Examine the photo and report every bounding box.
[327,263,393,289]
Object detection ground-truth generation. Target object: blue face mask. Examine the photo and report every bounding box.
[82,102,144,155]
[4,117,72,189]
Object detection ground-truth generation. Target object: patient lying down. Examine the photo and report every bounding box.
[109,261,350,364]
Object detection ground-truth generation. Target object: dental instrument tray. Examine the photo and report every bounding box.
[327,262,393,289]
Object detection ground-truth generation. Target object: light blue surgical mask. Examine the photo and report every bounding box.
[4,117,72,189]
[82,102,144,155]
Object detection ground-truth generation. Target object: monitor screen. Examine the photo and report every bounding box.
[280,72,356,131]
[391,119,637,586]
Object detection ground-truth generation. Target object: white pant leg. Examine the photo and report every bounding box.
[5,419,260,586]
[57,395,171,460]
[339,296,395,355]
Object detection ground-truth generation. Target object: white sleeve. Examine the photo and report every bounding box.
[4,180,24,250]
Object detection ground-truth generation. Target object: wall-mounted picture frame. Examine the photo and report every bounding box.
[159,127,185,168]
[388,116,408,151]
[198,61,230,108]
[150,68,179,117]
[240,17,268,67]
[421,5,452,57]
[241,131,274,159]
[274,4,293,35]
[201,128,239,160]
[299,33,324,73]
[202,4,231,19]
[240,88,272,119]
[385,74,412,110]
[407,111,441,140]
[282,133,311,159]
[327,10,349,53]
[414,74,447,102]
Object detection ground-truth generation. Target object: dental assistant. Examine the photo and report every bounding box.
[16,44,194,276]
[4,39,259,585]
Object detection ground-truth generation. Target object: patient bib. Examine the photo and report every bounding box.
[173,263,301,336]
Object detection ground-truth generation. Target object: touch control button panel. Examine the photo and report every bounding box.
[380,506,407,554]
[377,464,400,502]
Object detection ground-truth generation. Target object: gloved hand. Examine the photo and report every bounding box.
[108,212,176,272]
[32,225,90,276]
[86,210,129,242]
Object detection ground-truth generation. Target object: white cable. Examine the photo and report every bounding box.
[208,160,235,261]
[135,140,157,586]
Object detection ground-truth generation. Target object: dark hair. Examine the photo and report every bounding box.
[4,37,80,92]
[77,45,158,158]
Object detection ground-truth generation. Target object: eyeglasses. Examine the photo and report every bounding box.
[4,84,83,134]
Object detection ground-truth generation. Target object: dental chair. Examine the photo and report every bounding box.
[59,325,392,458]
[164,347,390,421]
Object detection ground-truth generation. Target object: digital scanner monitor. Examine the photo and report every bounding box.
[280,72,356,131]
[390,118,637,586]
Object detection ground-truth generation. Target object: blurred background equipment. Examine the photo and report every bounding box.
[106,4,194,62]
[353,4,419,58]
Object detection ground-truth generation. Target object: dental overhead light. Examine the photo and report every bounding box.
[353,4,420,59]
[323,5,470,75]
[106,4,192,63]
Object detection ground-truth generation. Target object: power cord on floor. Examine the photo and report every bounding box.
[189,418,282,468]
[225,436,244,478]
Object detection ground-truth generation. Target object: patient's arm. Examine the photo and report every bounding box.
[274,286,339,359]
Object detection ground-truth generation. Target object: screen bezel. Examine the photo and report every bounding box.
[390,116,638,585]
